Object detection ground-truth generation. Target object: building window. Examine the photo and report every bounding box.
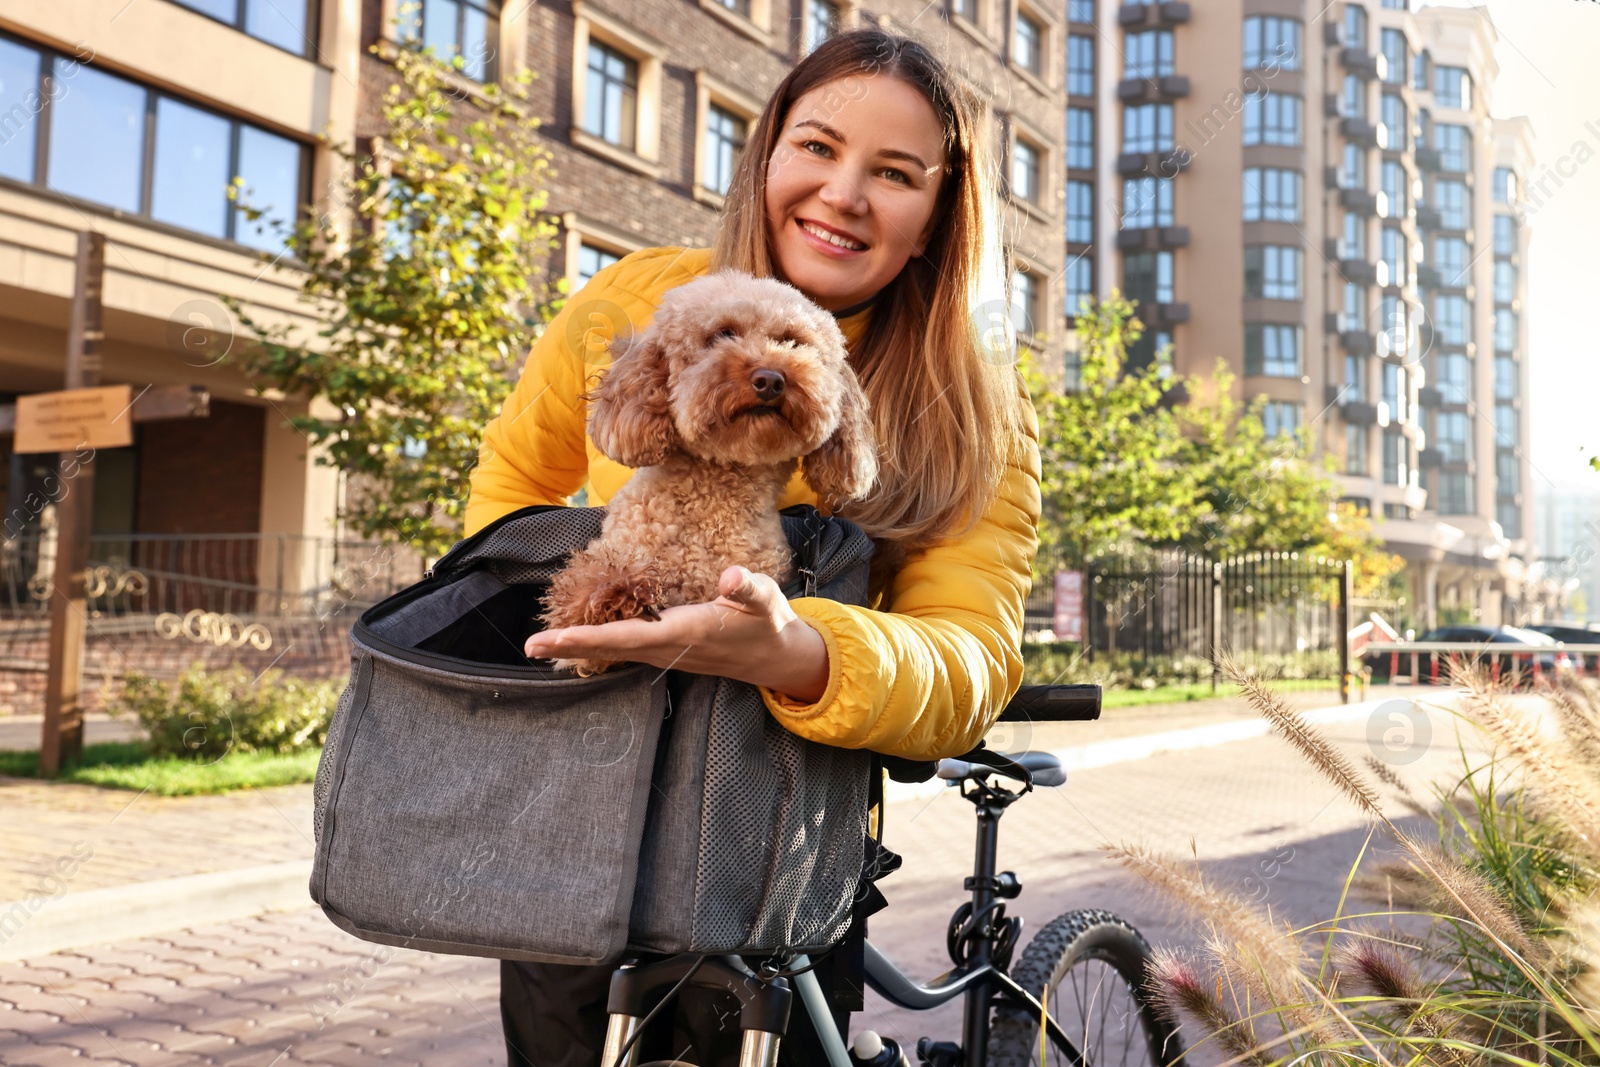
[1412,107,1430,152]
[950,0,976,18]
[714,0,752,14]
[1434,295,1471,346]
[1242,167,1302,222]
[173,0,317,56]
[1380,226,1407,287]
[1244,324,1301,377]
[1346,353,1366,397]
[1011,267,1039,340]
[1413,48,1430,92]
[1243,93,1302,147]
[1494,309,1516,352]
[1125,30,1174,79]
[1492,167,1516,204]
[1342,3,1367,49]
[1434,124,1471,172]
[1243,16,1301,71]
[1496,450,1519,492]
[1343,282,1366,332]
[1262,401,1300,439]
[1494,355,1516,400]
[1123,103,1174,152]
[1382,0,1409,8]
[1125,251,1174,306]
[1383,430,1407,485]
[1493,215,1518,256]
[1495,402,1517,448]
[1436,352,1469,402]
[1494,260,1516,304]
[8,47,306,251]
[1435,410,1470,464]
[1067,35,1094,96]
[704,104,746,196]
[1067,107,1094,169]
[1066,256,1093,318]
[1069,0,1094,22]
[806,0,840,52]
[577,242,622,286]
[1381,159,1407,217]
[1433,65,1472,109]
[1380,28,1407,85]
[1346,424,1370,476]
[1437,471,1470,514]
[1067,180,1094,243]
[1123,176,1174,228]
[1496,501,1520,538]
[1244,246,1302,300]
[407,0,500,80]
[1380,94,1406,149]
[1382,363,1404,419]
[1014,10,1043,76]
[1433,236,1467,287]
[1342,143,1366,188]
[1011,136,1041,204]
[585,40,640,150]
[1341,212,1366,259]
[1342,74,1365,119]
[1434,179,1469,231]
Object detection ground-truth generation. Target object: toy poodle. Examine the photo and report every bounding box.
[538,270,878,676]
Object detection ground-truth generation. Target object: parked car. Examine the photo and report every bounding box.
[1525,623,1600,672]
[1364,624,1573,685]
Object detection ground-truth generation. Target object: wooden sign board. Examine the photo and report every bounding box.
[13,385,135,454]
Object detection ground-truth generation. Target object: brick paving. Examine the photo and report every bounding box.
[0,687,1480,1065]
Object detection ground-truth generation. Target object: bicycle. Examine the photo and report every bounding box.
[599,683,1188,1067]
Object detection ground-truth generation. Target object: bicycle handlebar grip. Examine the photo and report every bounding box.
[997,684,1103,722]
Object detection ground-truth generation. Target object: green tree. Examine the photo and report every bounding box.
[225,43,560,556]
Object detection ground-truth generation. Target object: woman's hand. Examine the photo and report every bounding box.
[523,566,832,704]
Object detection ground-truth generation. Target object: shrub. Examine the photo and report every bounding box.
[109,663,345,761]
[1021,643,1333,688]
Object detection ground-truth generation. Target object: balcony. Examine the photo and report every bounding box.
[1343,402,1380,426]
[1324,93,1342,118]
[1415,204,1442,230]
[1116,148,1191,177]
[1339,259,1378,285]
[1418,449,1443,470]
[1415,146,1442,171]
[1152,302,1190,327]
[1117,226,1191,252]
[1323,23,1342,46]
[1117,75,1192,103]
[1340,188,1379,215]
[1117,2,1191,28]
[1324,165,1342,190]
[1341,118,1380,147]
[1417,386,1444,408]
[1340,48,1380,79]
[1341,330,1377,355]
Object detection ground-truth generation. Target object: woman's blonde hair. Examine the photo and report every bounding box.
[712,27,1026,565]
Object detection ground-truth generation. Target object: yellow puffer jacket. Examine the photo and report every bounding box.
[465,247,1042,760]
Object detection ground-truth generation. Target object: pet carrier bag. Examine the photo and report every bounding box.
[309,504,875,965]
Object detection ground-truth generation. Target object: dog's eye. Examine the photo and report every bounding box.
[707,327,738,346]
[777,332,806,347]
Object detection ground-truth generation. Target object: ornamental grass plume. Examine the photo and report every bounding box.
[1147,947,1269,1067]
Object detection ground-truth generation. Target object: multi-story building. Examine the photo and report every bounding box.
[1066,0,1535,628]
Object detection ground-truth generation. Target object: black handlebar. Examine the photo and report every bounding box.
[996,684,1102,723]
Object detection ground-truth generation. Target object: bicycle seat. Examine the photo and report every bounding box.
[935,749,1065,788]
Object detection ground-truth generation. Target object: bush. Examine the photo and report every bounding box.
[109,663,345,760]
[1021,643,1334,689]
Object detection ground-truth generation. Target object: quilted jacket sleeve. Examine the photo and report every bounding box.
[758,383,1043,760]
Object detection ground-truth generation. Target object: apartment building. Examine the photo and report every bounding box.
[1066,0,1535,628]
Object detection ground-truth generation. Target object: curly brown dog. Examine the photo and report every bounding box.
[539,270,878,675]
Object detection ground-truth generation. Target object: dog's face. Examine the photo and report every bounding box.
[588,271,878,507]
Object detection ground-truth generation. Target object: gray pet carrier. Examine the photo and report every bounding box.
[309,504,874,966]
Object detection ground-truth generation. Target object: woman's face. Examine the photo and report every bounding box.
[764,73,948,312]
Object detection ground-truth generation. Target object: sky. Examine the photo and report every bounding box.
[1422,0,1600,496]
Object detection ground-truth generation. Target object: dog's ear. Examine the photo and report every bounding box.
[802,375,878,511]
[587,331,679,467]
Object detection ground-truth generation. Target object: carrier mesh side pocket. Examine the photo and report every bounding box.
[312,666,359,845]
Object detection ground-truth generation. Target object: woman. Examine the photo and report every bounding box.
[465,27,1041,1065]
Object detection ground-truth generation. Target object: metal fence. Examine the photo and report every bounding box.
[1024,545,1354,682]
[0,531,427,620]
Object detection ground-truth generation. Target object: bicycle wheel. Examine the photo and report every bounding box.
[987,908,1185,1067]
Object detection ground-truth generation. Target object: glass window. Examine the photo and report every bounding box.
[1015,11,1043,75]
[1125,251,1174,306]
[233,125,302,252]
[1342,211,1365,259]
[0,37,42,183]
[1380,227,1407,286]
[1496,450,1519,492]
[415,0,499,80]
[1434,65,1472,109]
[1435,123,1471,172]
[1244,246,1302,300]
[1342,282,1365,332]
[577,242,621,286]
[1346,353,1366,396]
[1493,260,1516,304]
[1065,255,1093,318]
[806,0,840,52]
[1262,400,1300,439]
[705,104,746,196]
[1492,167,1516,205]
[584,40,638,150]
[1125,31,1174,79]
[1011,268,1039,338]
[1413,49,1429,92]
[1435,179,1469,230]
[1346,424,1370,475]
[1068,35,1094,96]
[1497,501,1520,538]
[1067,180,1094,243]
[714,0,751,13]
[1242,167,1302,222]
[1342,142,1365,188]
[1380,28,1407,84]
[1243,16,1301,70]
[1494,215,1517,255]
[1244,324,1301,376]
[1122,176,1174,228]
[1494,308,1516,352]
[151,96,232,239]
[1123,103,1173,152]
[1011,138,1040,203]
[1433,236,1467,286]
[1383,431,1407,485]
[1243,93,1301,147]
[1413,106,1430,152]
[1342,74,1365,119]
[1343,3,1367,49]
[1434,294,1471,346]
[1435,352,1469,402]
[173,0,315,56]
[1494,355,1516,400]
[47,59,145,214]
[1437,471,1471,514]
[1380,94,1405,149]
[1494,403,1517,447]
[1381,159,1406,216]
[1067,107,1094,169]
[1383,363,1404,418]
[1435,410,1470,463]
[1382,0,1409,8]
[1069,0,1094,23]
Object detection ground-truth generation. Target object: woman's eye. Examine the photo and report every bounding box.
[881,168,910,184]
[800,139,831,157]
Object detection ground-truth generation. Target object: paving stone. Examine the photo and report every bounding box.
[1,1043,101,1067]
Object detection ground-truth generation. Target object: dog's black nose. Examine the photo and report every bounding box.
[751,368,786,402]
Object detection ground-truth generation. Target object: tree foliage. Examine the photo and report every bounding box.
[225,43,560,556]
[1027,294,1405,596]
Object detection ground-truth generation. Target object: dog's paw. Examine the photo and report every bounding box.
[552,656,616,677]
[585,566,666,624]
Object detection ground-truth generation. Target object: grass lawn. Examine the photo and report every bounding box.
[1100,678,1338,709]
[0,741,320,796]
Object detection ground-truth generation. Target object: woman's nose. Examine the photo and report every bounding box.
[817,172,868,216]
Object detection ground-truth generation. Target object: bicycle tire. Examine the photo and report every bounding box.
[986,908,1186,1067]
